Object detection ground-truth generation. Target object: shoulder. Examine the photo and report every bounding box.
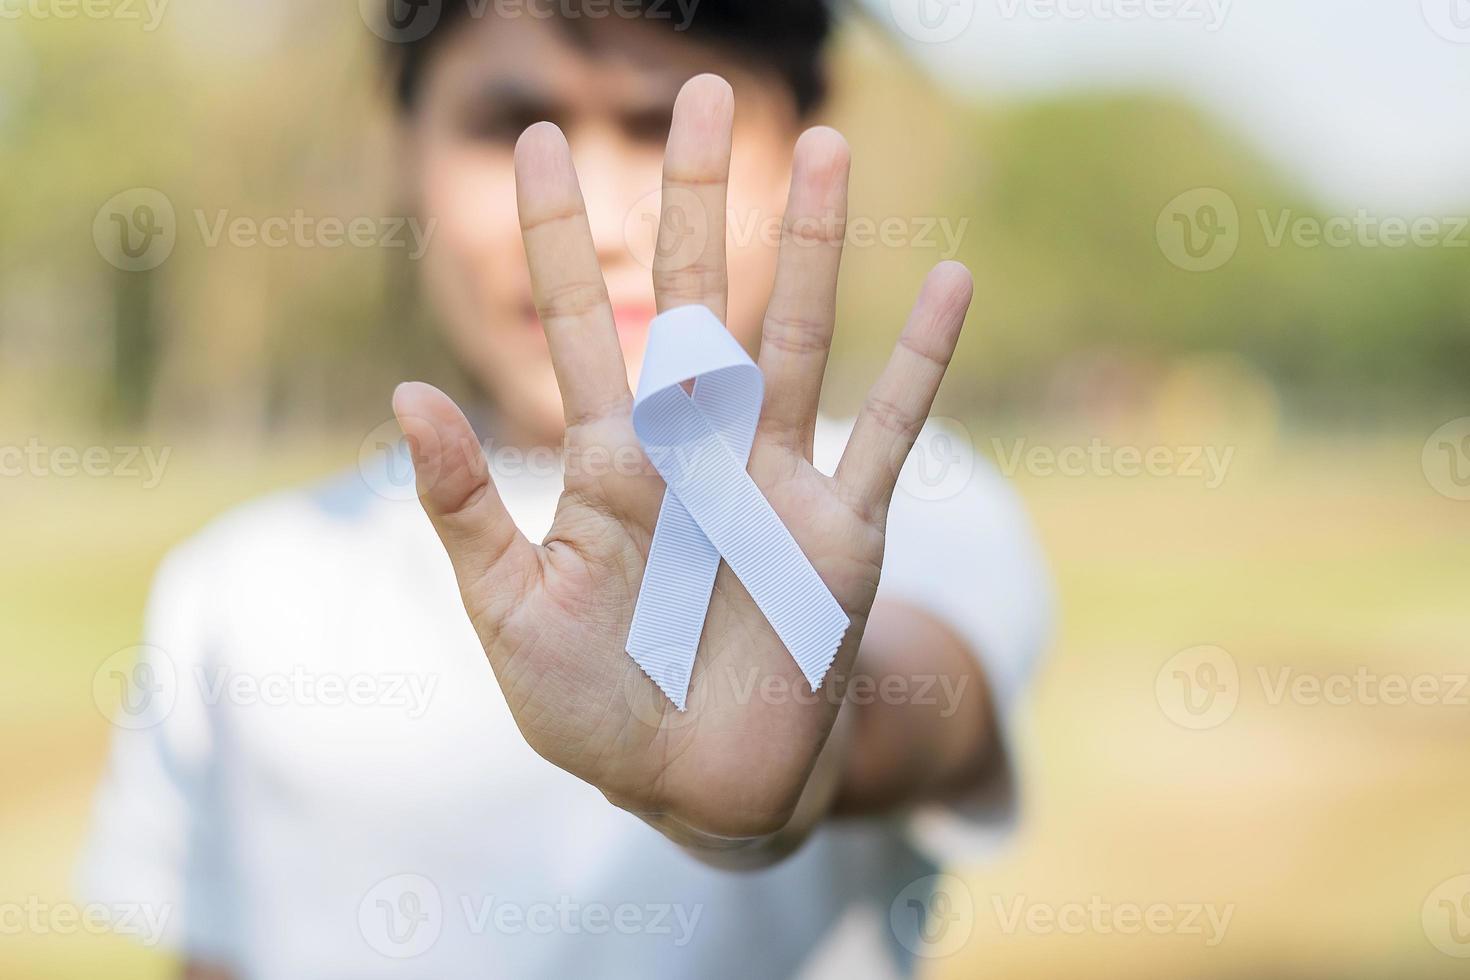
[149,463,428,617]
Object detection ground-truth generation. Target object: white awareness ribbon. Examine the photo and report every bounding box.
[625,305,849,710]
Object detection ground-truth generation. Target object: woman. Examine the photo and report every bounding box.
[82,2,1052,977]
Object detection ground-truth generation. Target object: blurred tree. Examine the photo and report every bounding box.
[1,9,1464,439]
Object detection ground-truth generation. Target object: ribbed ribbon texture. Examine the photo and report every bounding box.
[625,305,849,709]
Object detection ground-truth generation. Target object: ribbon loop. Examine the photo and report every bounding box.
[625,305,849,709]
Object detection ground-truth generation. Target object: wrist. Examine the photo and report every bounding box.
[624,706,856,871]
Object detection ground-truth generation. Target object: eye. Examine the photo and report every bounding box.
[459,101,561,145]
[623,108,672,146]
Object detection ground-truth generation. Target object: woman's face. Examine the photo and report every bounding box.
[404,14,803,445]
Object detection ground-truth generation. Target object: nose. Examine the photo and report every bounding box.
[565,123,648,270]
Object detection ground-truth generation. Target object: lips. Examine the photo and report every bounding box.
[611,304,656,339]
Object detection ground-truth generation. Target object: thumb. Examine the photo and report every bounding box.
[392,382,536,622]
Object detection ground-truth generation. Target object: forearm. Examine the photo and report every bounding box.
[832,599,1001,814]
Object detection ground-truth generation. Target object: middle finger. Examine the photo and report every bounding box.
[652,74,734,321]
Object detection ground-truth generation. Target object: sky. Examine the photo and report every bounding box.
[875,0,1470,212]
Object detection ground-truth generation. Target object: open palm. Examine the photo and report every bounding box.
[394,75,974,840]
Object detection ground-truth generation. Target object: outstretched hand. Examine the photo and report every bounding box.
[394,74,973,842]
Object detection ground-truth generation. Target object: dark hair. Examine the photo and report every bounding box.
[387,0,834,115]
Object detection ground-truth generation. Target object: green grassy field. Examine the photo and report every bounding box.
[2,430,1466,978]
[941,432,1470,979]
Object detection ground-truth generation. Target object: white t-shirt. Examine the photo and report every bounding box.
[78,418,1051,980]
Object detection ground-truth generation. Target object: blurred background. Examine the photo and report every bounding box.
[2,0,1467,977]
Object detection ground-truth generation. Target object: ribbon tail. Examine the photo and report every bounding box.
[646,412,850,694]
[626,488,719,711]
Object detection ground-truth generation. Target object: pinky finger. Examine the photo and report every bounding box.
[835,262,974,515]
